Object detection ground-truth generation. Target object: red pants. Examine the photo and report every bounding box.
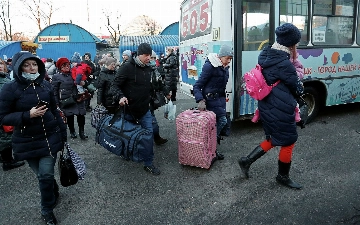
[260,139,295,163]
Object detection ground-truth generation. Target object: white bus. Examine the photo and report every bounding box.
[179,0,360,122]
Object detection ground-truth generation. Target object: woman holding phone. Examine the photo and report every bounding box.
[0,51,67,225]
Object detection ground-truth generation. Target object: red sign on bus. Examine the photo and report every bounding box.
[180,0,212,41]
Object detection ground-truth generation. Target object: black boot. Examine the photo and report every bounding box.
[216,151,224,160]
[1,147,25,171]
[70,131,77,139]
[3,160,25,171]
[79,127,88,140]
[154,134,168,145]
[53,179,59,208]
[238,145,266,178]
[276,160,302,189]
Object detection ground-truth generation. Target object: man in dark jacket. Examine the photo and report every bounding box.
[110,43,161,176]
[163,48,179,102]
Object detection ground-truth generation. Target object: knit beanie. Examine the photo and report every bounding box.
[105,57,116,66]
[275,23,301,47]
[137,43,152,55]
[71,52,82,63]
[56,57,70,69]
[218,45,234,57]
[122,50,132,58]
[84,52,91,59]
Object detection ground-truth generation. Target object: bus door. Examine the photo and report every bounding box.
[233,0,275,120]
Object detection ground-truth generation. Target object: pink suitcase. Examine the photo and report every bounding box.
[176,109,217,169]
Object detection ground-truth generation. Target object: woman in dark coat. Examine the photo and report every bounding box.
[52,57,88,140]
[0,51,67,224]
[238,23,304,189]
[96,57,118,114]
[193,45,234,160]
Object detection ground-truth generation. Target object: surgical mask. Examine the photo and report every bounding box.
[22,72,40,80]
[150,60,156,66]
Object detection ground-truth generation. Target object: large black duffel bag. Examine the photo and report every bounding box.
[95,108,152,162]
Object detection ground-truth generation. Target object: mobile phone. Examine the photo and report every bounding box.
[36,100,49,109]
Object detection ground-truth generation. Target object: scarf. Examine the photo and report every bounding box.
[271,42,291,55]
[134,56,147,67]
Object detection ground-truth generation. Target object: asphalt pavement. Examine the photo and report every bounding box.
[1,89,360,225]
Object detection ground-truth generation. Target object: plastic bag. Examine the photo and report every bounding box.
[165,100,176,120]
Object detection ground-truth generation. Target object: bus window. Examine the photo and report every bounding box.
[312,0,354,45]
[358,2,360,45]
[279,0,309,46]
[242,1,271,51]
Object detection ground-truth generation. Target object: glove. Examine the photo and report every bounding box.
[198,99,206,111]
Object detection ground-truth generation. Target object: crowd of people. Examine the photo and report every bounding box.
[0,45,180,224]
[0,23,308,225]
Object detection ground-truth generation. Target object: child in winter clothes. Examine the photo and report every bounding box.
[71,52,91,95]
[252,48,304,123]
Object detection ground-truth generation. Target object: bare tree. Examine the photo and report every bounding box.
[20,0,59,31]
[102,10,122,46]
[123,15,162,36]
[0,0,12,41]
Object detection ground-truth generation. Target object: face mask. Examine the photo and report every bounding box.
[150,60,156,66]
[22,72,40,80]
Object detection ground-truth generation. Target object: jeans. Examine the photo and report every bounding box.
[216,115,228,137]
[151,112,159,137]
[27,155,57,215]
[125,110,154,166]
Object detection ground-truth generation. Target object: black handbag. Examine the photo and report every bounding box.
[153,91,166,109]
[58,145,78,187]
[296,96,309,129]
[60,96,76,108]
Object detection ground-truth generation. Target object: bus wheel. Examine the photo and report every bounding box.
[302,86,321,123]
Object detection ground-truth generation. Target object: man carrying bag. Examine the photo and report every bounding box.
[110,43,160,176]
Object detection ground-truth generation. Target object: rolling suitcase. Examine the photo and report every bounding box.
[176,109,217,169]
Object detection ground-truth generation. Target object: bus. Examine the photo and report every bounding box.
[179,0,360,122]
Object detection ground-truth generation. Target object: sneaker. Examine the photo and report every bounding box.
[144,165,161,175]
[42,212,57,225]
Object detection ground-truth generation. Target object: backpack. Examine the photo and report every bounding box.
[243,64,280,100]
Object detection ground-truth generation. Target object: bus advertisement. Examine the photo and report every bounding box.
[179,0,360,122]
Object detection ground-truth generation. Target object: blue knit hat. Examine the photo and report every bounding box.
[71,52,82,63]
[275,23,301,47]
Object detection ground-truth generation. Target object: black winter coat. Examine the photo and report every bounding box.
[258,46,304,146]
[150,66,169,112]
[0,72,12,150]
[97,68,118,109]
[110,57,152,119]
[0,52,67,161]
[52,72,86,116]
[163,52,179,89]
[193,54,229,118]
